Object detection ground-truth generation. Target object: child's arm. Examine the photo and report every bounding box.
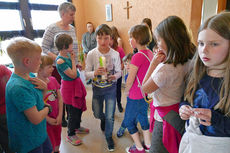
[142,52,165,93]
[125,64,138,96]
[29,77,47,96]
[24,106,49,125]
[46,116,57,125]
[57,53,78,79]
[108,53,122,81]
[56,89,63,125]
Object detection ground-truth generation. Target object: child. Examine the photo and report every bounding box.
[85,24,121,152]
[117,53,133,137]
[37,55,63,153]
[142,16,195,153]
[110,26,126,113]
[5,37,52,153]
[0,65,14,153]
[55,33,88,146]
[179,12,230,153]
[124,24,153,153]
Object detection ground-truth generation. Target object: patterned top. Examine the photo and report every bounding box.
[6,73,47,153]
[42,23,78,63]
[180,73,230,137]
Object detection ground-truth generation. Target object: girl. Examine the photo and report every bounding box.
[110,26,125,113]
[124,24,153,153]
[37,55,63,153]
[179,12,230,153]
[141,18,156,51]
[111,26,123,48]
[142,16,195,153]
[55,33,89,146]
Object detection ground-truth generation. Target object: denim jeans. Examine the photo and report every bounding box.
[92,85,116,138]
[123,97,149,134]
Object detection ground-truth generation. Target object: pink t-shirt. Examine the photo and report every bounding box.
[129,50,153,99]
[116,46,125,62]
[44,76,60,119]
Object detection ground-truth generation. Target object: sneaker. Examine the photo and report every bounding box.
[117,103,123,112]
[62,119,67,127]
[126,145,145,153]
[143,144,150,152]
[100,119,105,131]
[117,126,125,138]
[75,127,90,134]
[66,135,82,146]
[106,137,114,152]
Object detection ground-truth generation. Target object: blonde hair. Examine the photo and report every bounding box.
[6,37,42,65]
[40,55,54,69]
[184,12,230,116]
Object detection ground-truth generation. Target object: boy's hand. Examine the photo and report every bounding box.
[179,105,194,120]
[108,75,116,81]
[29,77,47,90]
[94,67,106,76]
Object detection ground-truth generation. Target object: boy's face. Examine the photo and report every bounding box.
[96,34,111,50]
[26,52,42,73]
[39,65,54,78]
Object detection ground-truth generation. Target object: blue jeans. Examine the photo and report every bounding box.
[123,97,149,134]
[28,137,52,153]
[92,86,116,138]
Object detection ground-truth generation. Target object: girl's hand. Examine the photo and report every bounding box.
[193,108,212,126]
[70,52,76,61]
[124,88,129,97]
[56,115,62,125]
[151,50,166,66]
[46,116,57,125]
[179,105,194,120]
[29,77,47,90]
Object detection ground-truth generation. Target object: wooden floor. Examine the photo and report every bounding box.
[59,84,136,153]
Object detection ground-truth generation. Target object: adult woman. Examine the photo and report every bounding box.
[42,2,78,127]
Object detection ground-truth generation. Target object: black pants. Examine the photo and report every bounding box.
[116,77,122,105]
[66,105,82,136]
[0,114,14,153]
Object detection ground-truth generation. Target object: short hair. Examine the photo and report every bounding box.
[123,53,133,62]
[40,55,54,69]
[54,33,73,51]
[6,37,42,65]
[155,16,195,66]
[95,24,112,36]
[58,2,76,17]
[128,24,151,46]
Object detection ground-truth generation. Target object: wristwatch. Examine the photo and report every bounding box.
[44,104,52,114]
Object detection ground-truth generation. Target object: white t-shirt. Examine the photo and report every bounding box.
[151,61,191,121]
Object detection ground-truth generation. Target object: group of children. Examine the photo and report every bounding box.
[2,11,230,153]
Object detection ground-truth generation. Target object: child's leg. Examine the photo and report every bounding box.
[104,92,116,138]
[92,94,105,122]
[149,120,168,153]
[116,77,123,112]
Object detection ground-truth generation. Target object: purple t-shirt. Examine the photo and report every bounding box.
[129,50,153,99]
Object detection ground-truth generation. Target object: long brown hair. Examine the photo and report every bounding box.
[184,12,230,116]
[155,16,195,67]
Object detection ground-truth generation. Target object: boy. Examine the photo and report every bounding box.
[85,24,121,152]
[5,37,52,153]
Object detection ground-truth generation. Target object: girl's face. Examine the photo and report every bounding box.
[39,65,54,78]
[109,37,114,47]
[198,28,229,69]
[155,33,167,54]
[129,37,137,49]
[66,44,73,53]
[124,60,131,72]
